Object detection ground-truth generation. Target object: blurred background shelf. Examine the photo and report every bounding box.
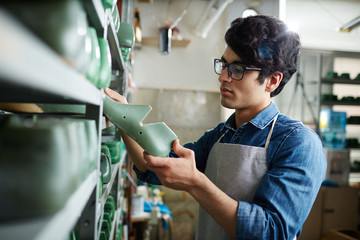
[322,79,360,85]
[320,101,360,106]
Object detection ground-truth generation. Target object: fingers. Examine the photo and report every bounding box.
[143,151,168,168]
[104,88,128,104]
[172,139,193,159]
[104,88,116,97]
[143,139,194,170]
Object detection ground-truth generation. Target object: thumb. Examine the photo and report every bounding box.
[172,139,191,158]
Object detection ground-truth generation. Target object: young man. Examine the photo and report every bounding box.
[105,15,326,239]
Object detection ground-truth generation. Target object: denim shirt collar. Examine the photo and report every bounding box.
[223,101,280,131]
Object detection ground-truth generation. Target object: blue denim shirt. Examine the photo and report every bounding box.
[134,102,327,239]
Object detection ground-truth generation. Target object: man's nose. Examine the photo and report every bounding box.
[218,67,232,83]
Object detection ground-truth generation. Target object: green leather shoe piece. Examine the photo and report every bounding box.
[339,73,351,80]
[101,0,116,9]
[97,38,112,88]
[104,212,112,224]
[100,152,111,184]
[117,22,135,48]
[354,73,360,81]
[87,27,101,85]
[100,230,108,240]
[324,71,338,79]
[104,141,122,163]
[103,95,177,157]
[105,195,116,221]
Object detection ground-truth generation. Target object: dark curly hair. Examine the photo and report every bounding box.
[225,15,301,97]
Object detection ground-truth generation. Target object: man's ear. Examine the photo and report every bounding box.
[265,71,283,93]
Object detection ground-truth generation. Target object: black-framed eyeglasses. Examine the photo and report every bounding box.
[214,58,262,80]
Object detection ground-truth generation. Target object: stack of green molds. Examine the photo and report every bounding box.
[339,73,351,80]
[80,119,99,180]
[104,196,116,222]
[101,145,112,184]
[104,141,122,163]
[101,0,117,9]
[97,37,112,88]
[3,1,111,88]
[118,22,135,62]
[87,27,101,86]
[324,71,338,79]
[0,116,80,219]
[101,195,116,239]
[4,1,91,74]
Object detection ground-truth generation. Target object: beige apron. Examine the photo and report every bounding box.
[195,115,297,240]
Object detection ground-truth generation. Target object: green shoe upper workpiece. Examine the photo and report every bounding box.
[103,94,178,157]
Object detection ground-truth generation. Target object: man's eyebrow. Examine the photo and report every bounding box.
[221,56,244,65]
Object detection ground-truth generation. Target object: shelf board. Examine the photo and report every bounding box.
[107,11,126,72]
[82,0,106,34]
[320,101,360,106]
[0,9,102,105]
[321,78,360,85]
[102,135,119,143]
[0,170,97,240]
[347,146,360,149]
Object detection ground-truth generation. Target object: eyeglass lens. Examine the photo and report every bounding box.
[215,60,245,80]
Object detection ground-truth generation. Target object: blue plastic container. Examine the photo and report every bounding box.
[319,110,347,149]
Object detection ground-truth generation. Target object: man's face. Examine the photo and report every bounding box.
[218,46,270,112]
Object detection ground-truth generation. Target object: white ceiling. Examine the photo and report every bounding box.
[285,0,360,52]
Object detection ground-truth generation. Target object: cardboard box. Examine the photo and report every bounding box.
[322,187,358,236]
[299,186,359,240]
[299,190,324,240]
[327,229,360,240]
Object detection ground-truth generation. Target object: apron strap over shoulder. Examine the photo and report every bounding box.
[265,114,278,149]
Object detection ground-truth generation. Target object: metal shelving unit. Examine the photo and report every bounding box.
[297,49,360,128]
[299,49,360,180]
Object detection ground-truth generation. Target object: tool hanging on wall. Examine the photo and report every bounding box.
[143,0,192,55]
[159,0,192,55]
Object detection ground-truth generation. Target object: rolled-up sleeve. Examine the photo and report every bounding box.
[133,166,162,185]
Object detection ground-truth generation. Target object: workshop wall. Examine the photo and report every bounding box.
[133,0,226,92]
